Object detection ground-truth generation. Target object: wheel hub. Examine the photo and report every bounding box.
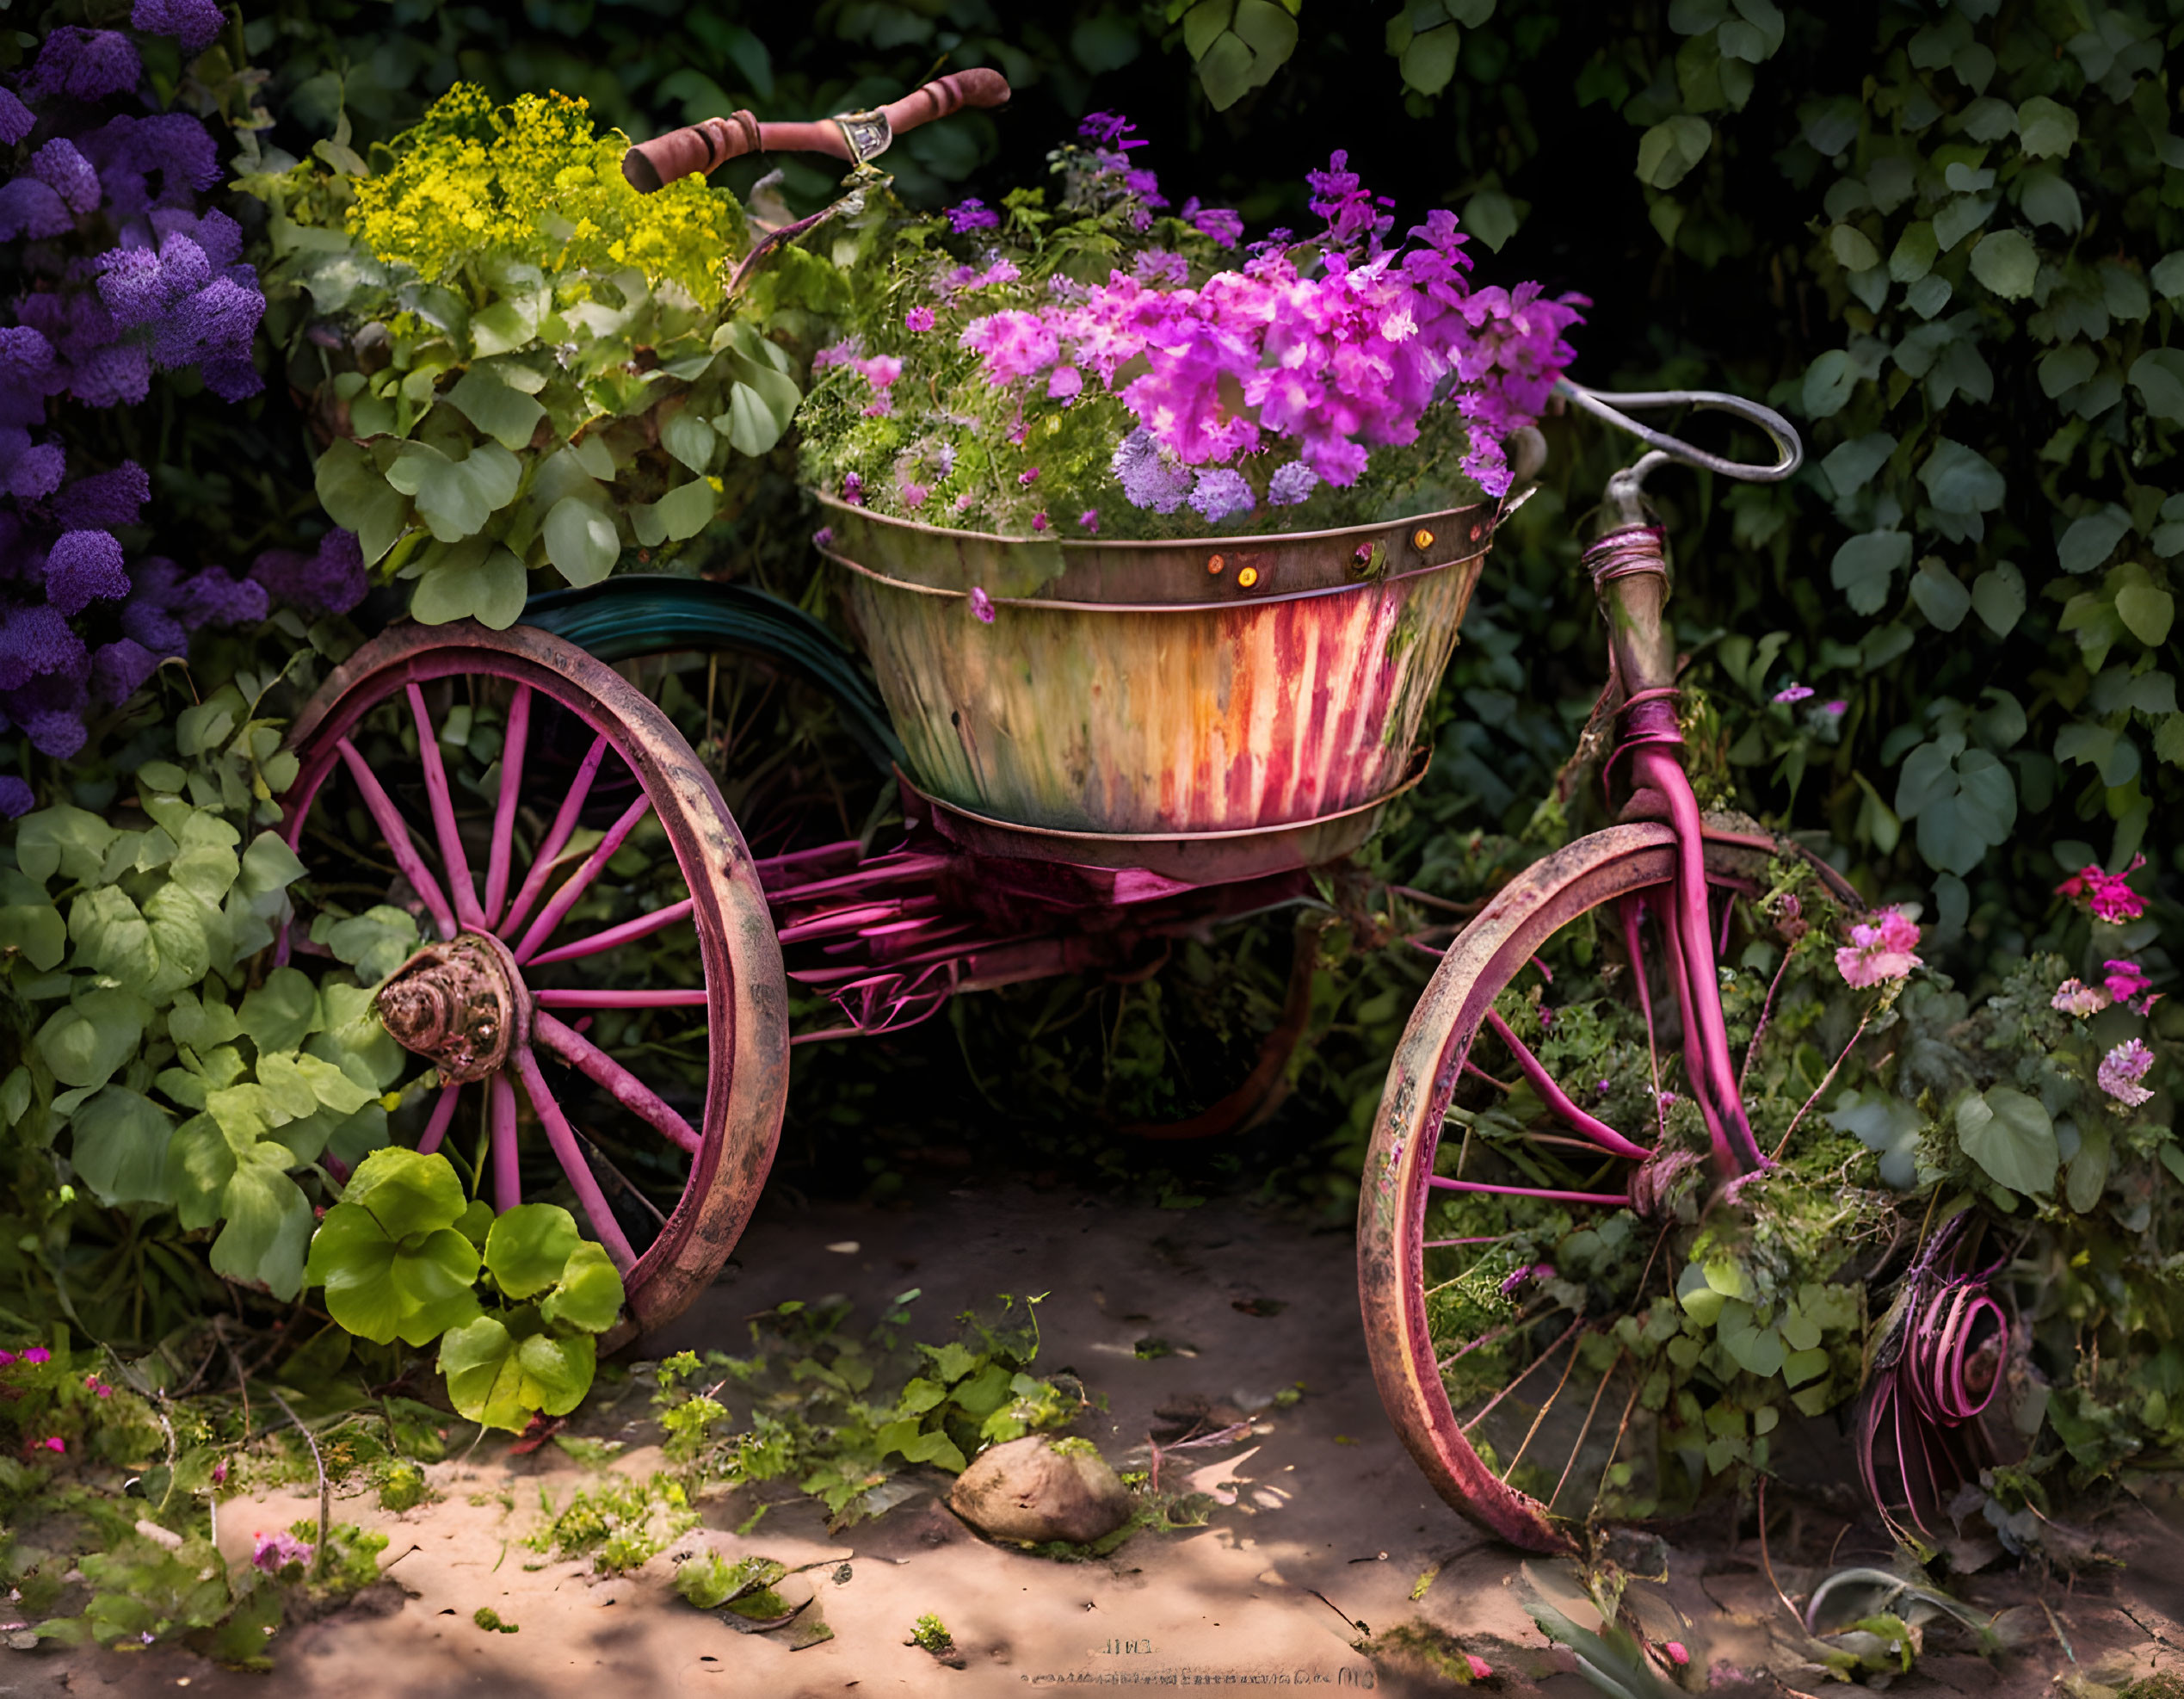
[376,933,530,1083]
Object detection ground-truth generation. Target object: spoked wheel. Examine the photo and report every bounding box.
[1359,819,1826,1553]
[279,621,789,1342]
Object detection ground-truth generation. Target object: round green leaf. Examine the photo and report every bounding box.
[1801,350,1857,418]
[342,1146,469,1239]
[70,1085,174,1207]
[38,989,150,1090]
[211,1146,314,1301]
[306,1202,403,1342]
[484,1202,583,1299]
[1956,1086,2058,1195]
[542,496,620,588]
[1636,115,1712,190]
[2116,584,2175,648]
[1829,529,1912,614]
[2014,95,2078,158]
[447,369,547,452]
[2058,508,2131,575]
[411,542,528,630]
[1969,229,2038,300]
[1717,1300,1787,1377]
[439,1314,526,1430]
[238,967,318,1055]
[1829,225,1880,272]
[2129,350,2184,424]
[1916,439,2004,515]
[515,1331,596,1417]
[1909,559,1971,631]
[386,1227,485,1346]
[385,440,521,542]
[538,1239,626,1334]
[314,438,412,566]
[1398,22,1460,96]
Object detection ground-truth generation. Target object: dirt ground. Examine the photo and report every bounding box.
[18,1181,2184,1697]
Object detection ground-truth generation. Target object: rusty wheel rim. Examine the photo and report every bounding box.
[280,620,789,1344]
[1358,824,1797,1552]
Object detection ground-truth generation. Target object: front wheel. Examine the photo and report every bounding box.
[1358,820,1834,1552]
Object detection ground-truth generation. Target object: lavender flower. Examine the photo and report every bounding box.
[1078,112,1144,149]
[0,603,89,689]
[1,431,66,500]
[131,0,226,53]
[1180,197,1244,248]
[1188,466,1255,524]
[904,305,935,332]
[45,530,130,615]
[0,177,77,242]
[1268,461,1319,505]
[0,89,33,147]
[946,197,1000,233]
[92,637,159,702]
[53,462,149,530]
[245,528,367,617]
[0,776,32,818]
[1111,428,1192,515]
[250,1530,314,1574]
[1078,509,1099,533]
[29,28,142,103]
[30,140,102,218]
[969,586,996,623]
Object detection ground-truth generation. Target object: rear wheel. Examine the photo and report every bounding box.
[1358,820,1824,1551]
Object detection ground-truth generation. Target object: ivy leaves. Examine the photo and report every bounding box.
[1175,0,1300,110]
[300,1150,629,1431]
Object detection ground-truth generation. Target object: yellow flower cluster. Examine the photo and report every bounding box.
[349,86,739,306]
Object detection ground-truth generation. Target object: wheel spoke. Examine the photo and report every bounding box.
[1482,1010,1650,1160]
[1545,1348,1626,1513]
[415,1081,463,1156]
[527,897,694,967]
[1502,1329,1591,1483]
[1429,1177,1629,1207]
[510,1046,639,1276]
[1435,1306,1545,1373]
[500,732,611,942]
[489,1072,521,1215]
[407,683,485,931]
[512,794,652,965]
[1619,897,1666,1140]
[1461,1313,1587,1435]
[484,685,532,929]
[336,738,457,941]
[533,988,708,1009]
[533,1010,702,1155]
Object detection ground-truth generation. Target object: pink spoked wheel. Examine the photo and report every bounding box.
[1358,819,1850,1553]
[279,620,789,1344]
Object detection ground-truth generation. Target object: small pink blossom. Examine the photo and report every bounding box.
[1835,907,1922,988]
[954,491,974,511]
[1046,364,1083,400]
[1773,683,1814,704]
[1465,1653,1493,1679]
[83,1375,111,1399]
[969,586,996,624]
[21,1348,48,1365]
[812,526,834,549]
[904,305,935,333]
[899,482,929,509]
[2058,855,2147,924]
[251,1530,313,1574]
[40,1436,64,1454]
[841,473,865,507]
[2104,960,2156,1010]
[2051,979,2110,1017]
[1031,511,1049,531]
[1498,1263,1555,1296]
[211,1459,228,1486]
[2098,1038,2155,1108]
[1657,1090,1678,1109]
[1078,509,1099,533]
[1664,1641,1690,1666]
[1823,700,1848,715]
[1019,467,1040,485]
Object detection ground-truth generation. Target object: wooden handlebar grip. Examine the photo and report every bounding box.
[878,67,1012,133]
[623,111,760,194]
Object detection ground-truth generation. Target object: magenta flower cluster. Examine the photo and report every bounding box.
[0,9,287,796]
[949,152,1582,514]
[1835,906,1922,989]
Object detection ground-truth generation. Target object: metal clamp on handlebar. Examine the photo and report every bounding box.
[833,109,894,169]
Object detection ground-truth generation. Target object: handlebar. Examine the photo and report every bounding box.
[622,68,1014,194]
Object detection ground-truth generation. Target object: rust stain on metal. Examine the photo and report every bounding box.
[830,504,1495,838]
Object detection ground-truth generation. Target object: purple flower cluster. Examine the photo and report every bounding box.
[954,158,1584,502]
[0,12,272,783]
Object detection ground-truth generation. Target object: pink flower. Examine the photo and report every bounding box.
[841,473,865,507]
[1835,907,1922,988]
[1046,364,1083,400]
[0,1351,14,1367]
[2051,979,2110,1017]
[954,491,974,511]
[1031,511,1049,531]
[1019,467,1040,485]
[1498,1263,1555,1296]
[1823,700,1848,716]
[2103,960,2155,1010]
[959,311,1059,386]
[211,1459,228,1486]
[1465,1653,1493,1679]
[22,1348,49,1365]
[2098,1038,2155,1108]
[969,587,996,624]
[899,482,929,508]
[812,527,835,549]
[1773,683,1814,704]
[2057,855,2147,924]
[1664,1641,1690,1667]
[40,1436,64,1453]
[904,305,935,333]
[1078,509,1099,533]
[251,1530,313,1573]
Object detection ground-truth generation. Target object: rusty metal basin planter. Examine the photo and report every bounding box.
[814,495,1497,841]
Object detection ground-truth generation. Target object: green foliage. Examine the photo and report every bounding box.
[910,1610,956,1655]
[242,86,806,627]
[300,1150,626,1433]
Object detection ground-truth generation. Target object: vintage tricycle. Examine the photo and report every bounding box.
[275,75,1961,1555]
